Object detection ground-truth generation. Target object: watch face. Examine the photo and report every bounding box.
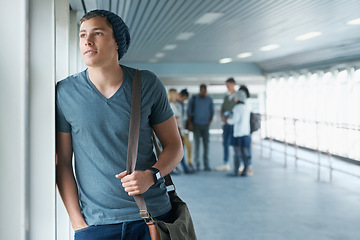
[155,171,162,180]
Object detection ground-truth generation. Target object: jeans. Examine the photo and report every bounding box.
[74,211,173,240]
[193,124,210,169]
[222,124,233,164]
[232,136,251,174]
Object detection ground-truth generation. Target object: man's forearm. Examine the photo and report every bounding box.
[56,162,88,229]
[153,142,183,177]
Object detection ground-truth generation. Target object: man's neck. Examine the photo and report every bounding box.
[88,64,124,98]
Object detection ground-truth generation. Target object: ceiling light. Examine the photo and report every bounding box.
[163,44,177,50]
[219,58,232,64]
[149,59,158,63]
[176,32,194,40]
[295,32,322,41]
[195,12,224,24]
[155,53,165,58]
[347,18,360,25]
[237,52,253,58]
[260,44,279,51]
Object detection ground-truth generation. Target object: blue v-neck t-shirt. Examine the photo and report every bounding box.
[56,65,173,226]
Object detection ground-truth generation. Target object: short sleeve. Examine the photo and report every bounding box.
[56,88,71,133]
[149,77,174,125]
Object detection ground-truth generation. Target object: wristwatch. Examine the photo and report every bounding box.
[148,167,162,184]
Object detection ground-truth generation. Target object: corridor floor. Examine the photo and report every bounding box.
[171,140,360,240]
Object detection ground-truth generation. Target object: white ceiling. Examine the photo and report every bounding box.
[69,0,360,73]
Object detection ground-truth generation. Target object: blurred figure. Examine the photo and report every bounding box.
[239,85,253,176]
[176,89,194,171]
[227,89,251,176]
[187,84,214,171]
[168,89,193,174]
[216,78,237,172]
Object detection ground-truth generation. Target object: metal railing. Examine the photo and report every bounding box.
[256,114,360,181]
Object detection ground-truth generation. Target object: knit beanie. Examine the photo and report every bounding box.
[235,90,247,103]
[88,9,130,60]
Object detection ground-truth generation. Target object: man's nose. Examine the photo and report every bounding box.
[85,36,94,46]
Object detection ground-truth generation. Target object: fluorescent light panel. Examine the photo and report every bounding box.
[295,32,322,41]
[195,12,224,24]
[219,58,232,64]
[347,18,360,25]
[176,32,194,40]
[155,52,165,58]
[163,44,177,50]
[237,52,252,58]
[260,44,279,51]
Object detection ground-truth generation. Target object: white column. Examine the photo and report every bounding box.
[0,0,56,239]
[0,0,28,239]
[55,1,72,240]
[28,0,56,239]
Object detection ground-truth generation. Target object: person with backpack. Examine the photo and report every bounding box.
[226,89,251,176]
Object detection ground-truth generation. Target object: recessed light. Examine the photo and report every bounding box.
[155,53,165,58]
[176,32,194,40]
[149,59,158,63]
[260,44,279,51]
[195,12,224,24]
[237,52,253,58]
[347,18,360,25]
[295,32,322,41]
[163,44,177,50]
[219,58,232,64]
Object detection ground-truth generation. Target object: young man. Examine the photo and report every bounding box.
[56,10,183,240]
[187,84,214,171]
[216,78,237,171]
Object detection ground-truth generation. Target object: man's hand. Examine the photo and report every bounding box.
[73,222,89,231]
[115,170,154,196]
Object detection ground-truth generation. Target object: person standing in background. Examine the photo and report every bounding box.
[227,89,251,176]
[187,84,214,171]
[216,78,237,172]
[176,89,195,171]
[239,85,253,176]
[168,89,192,174]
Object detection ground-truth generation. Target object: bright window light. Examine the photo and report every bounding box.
[260,44,279,51]
[237,52,253,58]
[195,12,224,24]
[295,32,322,41]
[219,58,232,64]
[163,44,177,50]
[176,32,194,40]
[347,18,360,25]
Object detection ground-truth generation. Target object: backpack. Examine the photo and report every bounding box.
[250,112,261,134]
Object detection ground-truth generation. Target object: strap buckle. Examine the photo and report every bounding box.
[140,210,154,223]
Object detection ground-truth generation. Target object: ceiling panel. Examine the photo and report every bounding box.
[69,0,360,73]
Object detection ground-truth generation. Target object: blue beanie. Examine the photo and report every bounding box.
[87,9,130,60]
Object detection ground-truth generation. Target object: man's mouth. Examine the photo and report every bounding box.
[84,50,98,55]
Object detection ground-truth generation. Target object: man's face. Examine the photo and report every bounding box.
[199,88,207,97]
[178,95,188,103]
[226,82,235,92]
[79,17,118,67]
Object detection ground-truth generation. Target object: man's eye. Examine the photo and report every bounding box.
[95,32,103,35]
[80,34,86,38]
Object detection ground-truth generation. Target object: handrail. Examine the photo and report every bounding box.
[256,114,360,181]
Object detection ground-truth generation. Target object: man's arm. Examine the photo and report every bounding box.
[56,131,88,230]
[117,116,183,196]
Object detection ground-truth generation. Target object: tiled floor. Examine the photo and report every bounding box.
[171,139,360,240]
